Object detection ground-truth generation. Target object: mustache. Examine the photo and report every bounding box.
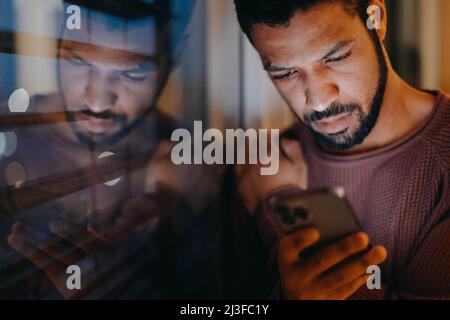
[78,108,127,123]
[304,103,361,124]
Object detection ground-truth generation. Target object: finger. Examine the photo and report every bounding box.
[94,197,162,242]
[113,197,162,234]
[49,220,105,253]
[12,222,85,265]
[107,216,160,240]
[325,273,371,300]
[7,232,66,275]
[316,245,388,292]
[299,232,370,277]
[278,227,320,267]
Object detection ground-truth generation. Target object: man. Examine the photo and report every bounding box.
[233,0,449,299]
[0,0,220,299]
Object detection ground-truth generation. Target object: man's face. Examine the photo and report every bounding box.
[251,2,387,150]
[58,17,161,147]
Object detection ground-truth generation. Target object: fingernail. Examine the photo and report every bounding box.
[12,222,25,234]
[7,233,20,247]
[355,232,369,247]
[372,246,387,260]
[307,227,320,240]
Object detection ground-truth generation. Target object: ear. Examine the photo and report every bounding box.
[368,0,387,41]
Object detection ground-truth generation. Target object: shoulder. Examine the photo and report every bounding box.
[423,91,450,169]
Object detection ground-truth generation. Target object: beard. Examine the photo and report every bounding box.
[303,30,388,151]
[65,108,131,148]
[57,60,170,149]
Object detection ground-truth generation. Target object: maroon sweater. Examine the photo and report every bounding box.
[238,91,450,299]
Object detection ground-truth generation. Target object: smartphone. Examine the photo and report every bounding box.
[269,187,364,258]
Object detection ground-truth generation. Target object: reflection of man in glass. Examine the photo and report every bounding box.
[0,0,220,299]
[59,6,164,147]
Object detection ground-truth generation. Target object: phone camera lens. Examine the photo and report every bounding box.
[275,205,289,216]
[293,207,308,220]
[282,214,296,225]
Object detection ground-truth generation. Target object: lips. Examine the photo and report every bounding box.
[313,112,353,135]
[76,113,119,134]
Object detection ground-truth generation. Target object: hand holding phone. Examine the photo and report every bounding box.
[270,187,362,258]
[270,188,388,300]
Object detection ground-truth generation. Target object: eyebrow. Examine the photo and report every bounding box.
[322,39,355,60]
[121,62,156,73]
[263,39,355,72]
[62,47,157,71]
[60,41,160,63]
[263,63,294,72]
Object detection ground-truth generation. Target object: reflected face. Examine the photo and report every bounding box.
[58,18,161,146]
[251,2,387,150]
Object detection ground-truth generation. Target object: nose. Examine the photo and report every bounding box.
[305,76,339,113]
[85,69,118,113]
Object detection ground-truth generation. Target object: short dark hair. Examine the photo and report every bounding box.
[234,0,369,42]
[63,0,196,54]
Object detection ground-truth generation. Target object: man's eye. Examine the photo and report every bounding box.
[121,72,149,82]
[69,58,89,67]
[271,71,297,82]
[326,51,353,64]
